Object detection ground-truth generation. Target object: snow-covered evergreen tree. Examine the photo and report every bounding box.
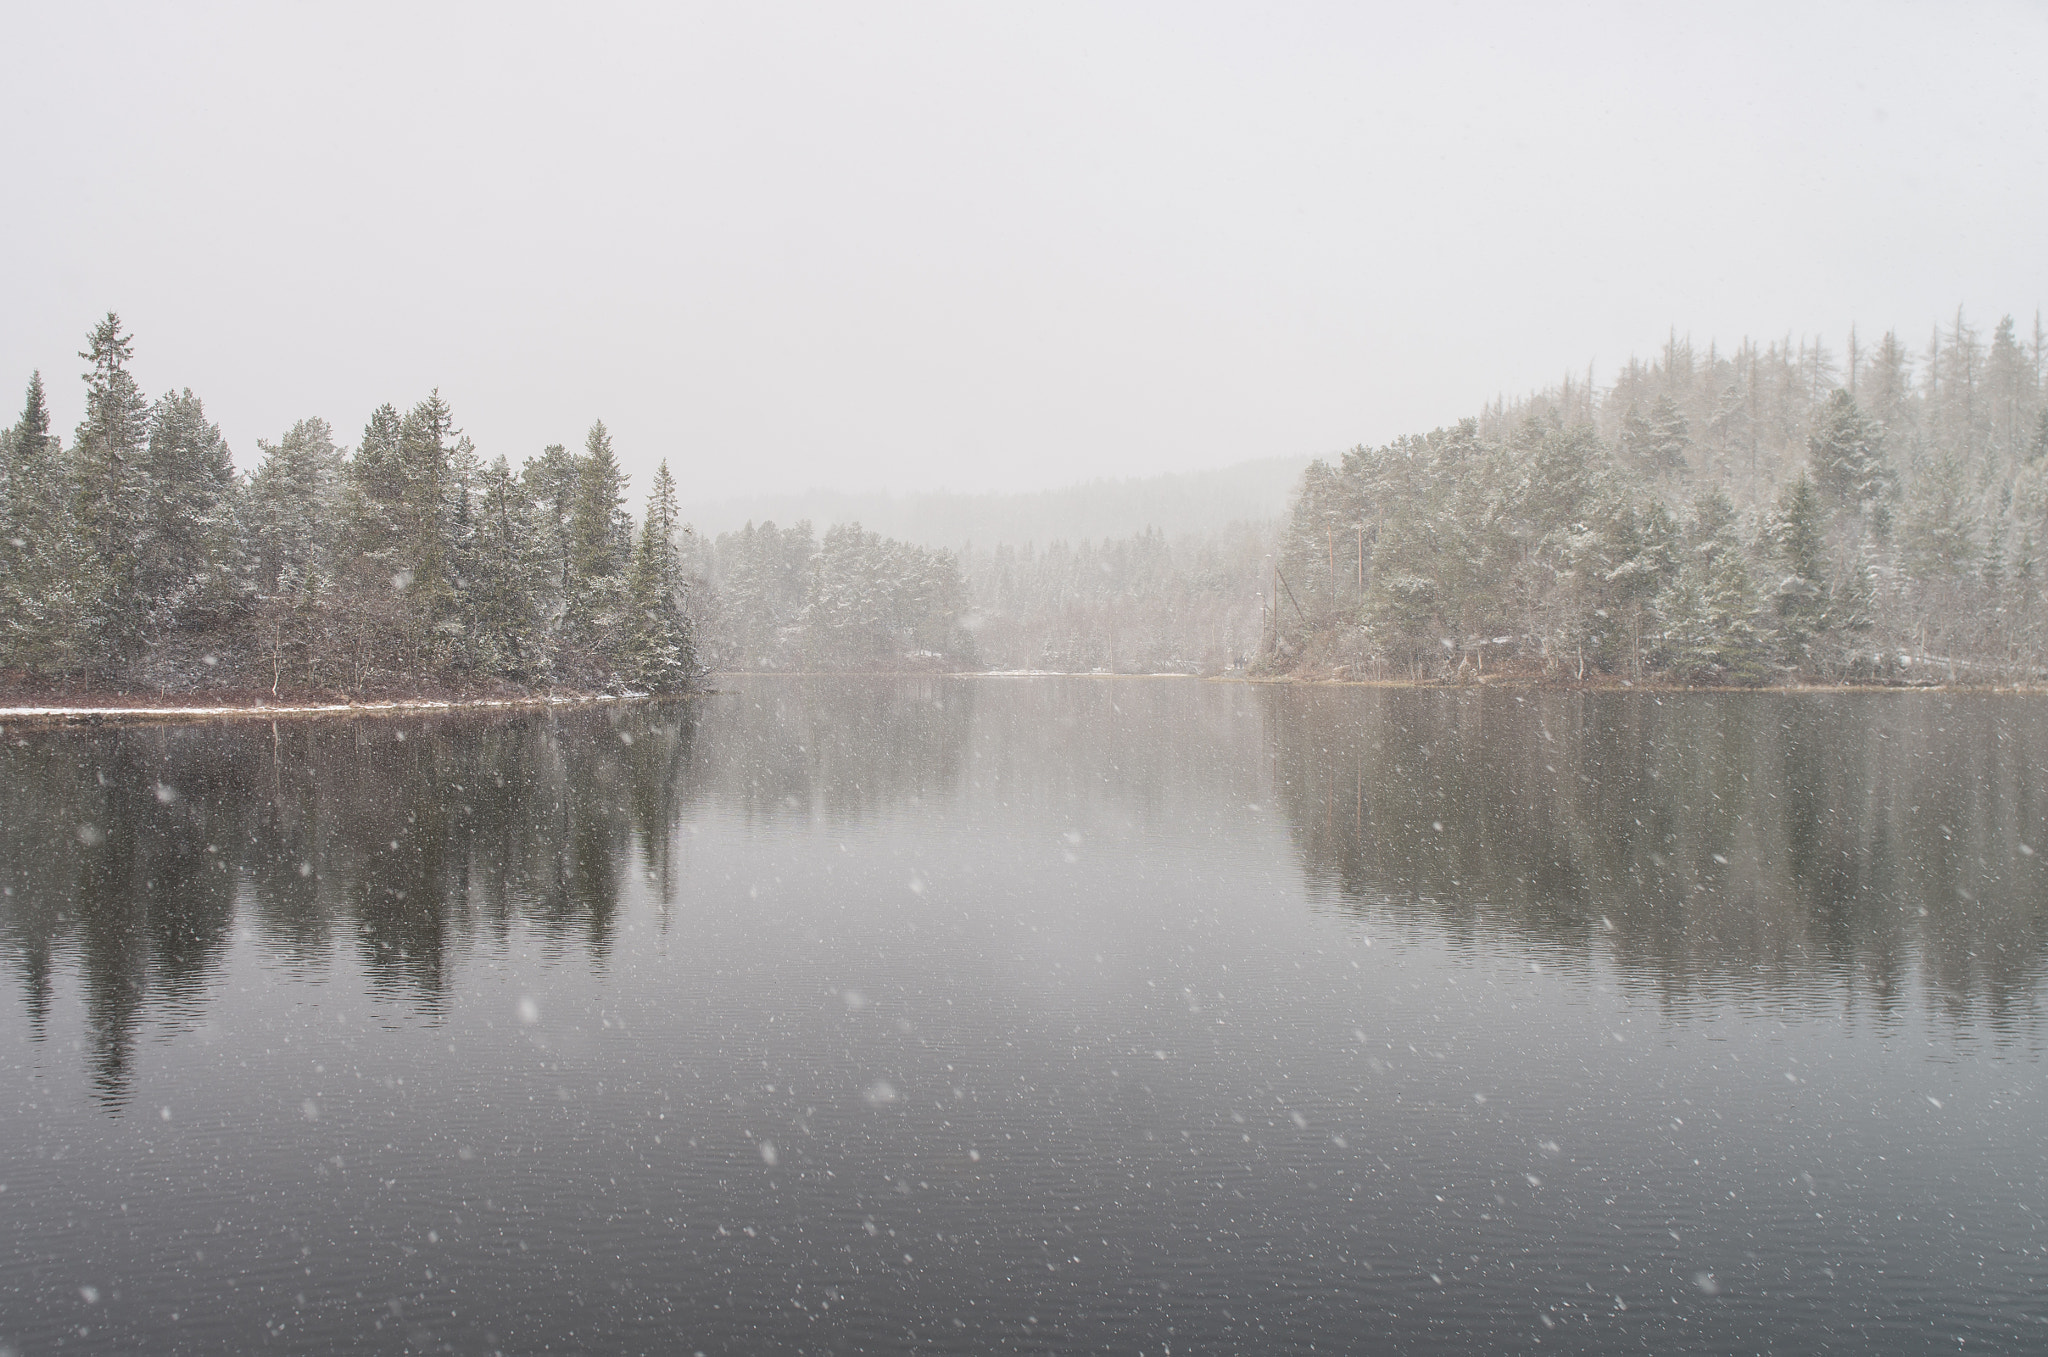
[464,454,550,678]
[136,387,240,639]
[2,373,103,675]
[623,460,697,689]
[71,314,151,666]
[563,420,633,663]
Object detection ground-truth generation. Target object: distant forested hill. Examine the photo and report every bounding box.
[1267,315,2048,685]
[683,461,1302,674]
[678,456,1307,550]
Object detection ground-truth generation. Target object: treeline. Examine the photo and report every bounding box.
[685,519,969,670]
[683,519,1280,674]
[957,526,1270,672]
[0,314,695,696]
[1272,311,2048,683]
[4,312,1290,686]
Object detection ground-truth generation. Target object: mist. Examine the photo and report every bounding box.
[5,1,2044,500]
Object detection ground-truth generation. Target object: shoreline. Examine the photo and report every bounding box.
[3,670,2042,724]
[0,690,685,726]
[1223,675,2046,694]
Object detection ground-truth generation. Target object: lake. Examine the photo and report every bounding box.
[2,678,2045,1354]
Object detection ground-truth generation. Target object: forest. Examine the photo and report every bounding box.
[1266,312,2048,685]
[9,309,2047,696]
[687,521,1270,674]
[0,315,700,697]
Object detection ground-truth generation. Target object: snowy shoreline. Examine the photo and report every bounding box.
[0,691,668,725]
[5,668,2040,724]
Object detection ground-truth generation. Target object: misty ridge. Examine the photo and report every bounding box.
[4,309,2046,697]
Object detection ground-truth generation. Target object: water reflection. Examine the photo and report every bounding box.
[1,703,701,1106]
[4,680,2048,1353]
[1267,687,2048,1027]
[6,682,2046,1113]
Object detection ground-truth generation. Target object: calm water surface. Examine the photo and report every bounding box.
[2,678,2045,1354]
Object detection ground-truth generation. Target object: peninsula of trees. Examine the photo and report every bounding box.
[1267,313,2048,685]
[1,314,697,699]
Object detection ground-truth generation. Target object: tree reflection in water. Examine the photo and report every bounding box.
[5,680,2045,1113]
[0,678,989,1110]
[1267,687,2048,1030]
[2,702,697,1108]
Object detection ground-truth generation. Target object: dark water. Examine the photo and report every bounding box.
[2,678,2045,1354]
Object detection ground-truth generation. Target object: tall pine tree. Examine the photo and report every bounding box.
[624,460,697,688]
[2,373,102,675]
[564,419,632,662]
[72,314,151,667]
[136,388,240,639]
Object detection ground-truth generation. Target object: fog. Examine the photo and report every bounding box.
[3,1,2044,499]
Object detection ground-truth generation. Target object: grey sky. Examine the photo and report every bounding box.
[4,1,2044,501]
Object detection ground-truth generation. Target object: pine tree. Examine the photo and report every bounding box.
[807,522,896,665]
[1591,497,1679,678]
[1,372,101,675]
[564,420,632,660]
[1658,490,1769,684]
[466,454,549,678]
[247,420,344,695]
[1767,473,1834,665]
[247,419,342,695]
[523,442,580,594]
[343,403,406,557]
[1807,389,1888,511]
[1645,394,1691,473]
[0,371,51,535]
[71,313,151,666]
[330,398,466,686]
[623,460,697,689]
[136,388,240,638]
[1902,451,1978,579]
[0,370,41,513]
[571,420,631,583]
[1617,401,1653,471]
[393,392,462,673]
[247,418,346,597]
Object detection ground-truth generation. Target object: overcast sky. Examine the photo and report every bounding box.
[4,1,2045,499]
